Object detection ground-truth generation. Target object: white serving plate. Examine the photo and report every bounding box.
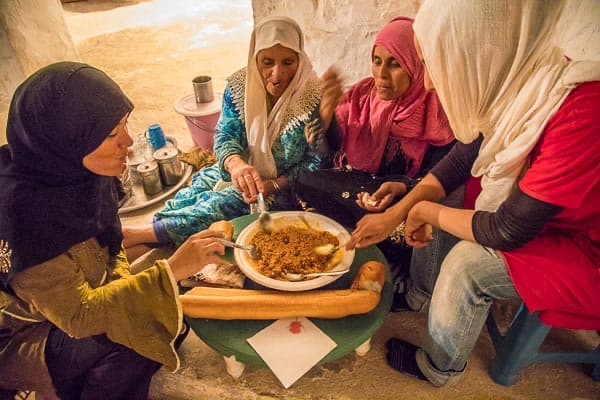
[234,211,355,291]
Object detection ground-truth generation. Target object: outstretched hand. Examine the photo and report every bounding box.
[346,212,400,250]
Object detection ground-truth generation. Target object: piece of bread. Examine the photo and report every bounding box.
[180,260,386,320]
[208,220,234,241]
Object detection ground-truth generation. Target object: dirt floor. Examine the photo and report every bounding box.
[61,1,599,399]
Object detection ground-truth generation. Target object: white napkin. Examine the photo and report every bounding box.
[247,317,337,388]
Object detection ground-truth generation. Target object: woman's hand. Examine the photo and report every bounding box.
[319,65,344,132]
[404,201,435,248]
[346,211,403,249]
[226,155,265,203]
[167,230,226,281]
[356,182,407,212]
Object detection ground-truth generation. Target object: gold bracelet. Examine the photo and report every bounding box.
[271,179,281,193]
[390,221,406,243]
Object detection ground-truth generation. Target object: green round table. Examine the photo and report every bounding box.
[184,213,393,378]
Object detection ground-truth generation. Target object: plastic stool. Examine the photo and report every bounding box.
[486,303,600,386]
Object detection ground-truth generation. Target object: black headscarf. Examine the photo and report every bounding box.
[0,62,133,291]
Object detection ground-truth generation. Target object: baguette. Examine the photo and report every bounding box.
[180,261,386,320]
[180,289,380,319]
[208,220,234,241]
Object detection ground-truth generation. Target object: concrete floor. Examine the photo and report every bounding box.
[61,1,600,399]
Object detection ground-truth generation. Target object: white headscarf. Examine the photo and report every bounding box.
[414,0,600,211]
[245,16,318,179]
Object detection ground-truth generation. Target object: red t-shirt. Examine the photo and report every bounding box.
[500,81,600,329]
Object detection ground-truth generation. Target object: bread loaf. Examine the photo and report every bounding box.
[180,260,386,320]
[208,220,234,241]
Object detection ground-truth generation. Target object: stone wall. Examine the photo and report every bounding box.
[0,0,79,144]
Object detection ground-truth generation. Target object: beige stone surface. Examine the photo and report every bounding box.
[40,0,600,398]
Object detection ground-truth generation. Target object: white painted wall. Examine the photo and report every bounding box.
[0,0,79,144]
[252,0,422,87]
[252,0,600,86]
[0,0,598,146]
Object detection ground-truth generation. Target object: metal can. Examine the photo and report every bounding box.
[137,161,163,195]
[153,147,183,186]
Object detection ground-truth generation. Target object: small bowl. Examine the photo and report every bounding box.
[234,211,355,291]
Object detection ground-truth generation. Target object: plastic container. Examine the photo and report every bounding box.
[174,93,222,150]
[147,123,167,150]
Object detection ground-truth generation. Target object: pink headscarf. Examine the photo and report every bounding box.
[335,16,454,176]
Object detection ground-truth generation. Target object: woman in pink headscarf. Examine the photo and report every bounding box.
[296,17,455,288]
[296,16,455,229]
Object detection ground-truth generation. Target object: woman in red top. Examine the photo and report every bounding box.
[347,0,600,387]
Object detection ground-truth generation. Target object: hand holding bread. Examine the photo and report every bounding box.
[208,220,234,241]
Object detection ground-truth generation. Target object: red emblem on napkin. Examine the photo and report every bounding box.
[289,320,303,334]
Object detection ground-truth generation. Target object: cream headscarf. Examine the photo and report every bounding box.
[414,0,600,211]
[245,16,318,179]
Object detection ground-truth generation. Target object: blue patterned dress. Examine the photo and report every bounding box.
[153,68,323,245]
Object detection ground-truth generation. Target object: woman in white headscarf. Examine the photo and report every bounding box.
[123,16,341,250]
[347,0,600,386]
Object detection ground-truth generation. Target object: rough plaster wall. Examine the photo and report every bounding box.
[252,0,600,85]
[252,0,422,87]
[0,0,79,144]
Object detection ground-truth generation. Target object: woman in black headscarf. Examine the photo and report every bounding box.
[0,62,225,399]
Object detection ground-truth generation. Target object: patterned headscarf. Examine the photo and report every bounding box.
[244,16,319,178]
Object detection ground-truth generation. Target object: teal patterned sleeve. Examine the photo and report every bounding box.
[214,84,247,181]
[278,107,324,183]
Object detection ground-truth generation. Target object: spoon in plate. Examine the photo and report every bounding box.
[218,238,261,260]
[282,268,351,282]
[257,193,274,233]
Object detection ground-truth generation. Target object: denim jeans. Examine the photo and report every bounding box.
[405,185,465,312]
[411,240,520,386]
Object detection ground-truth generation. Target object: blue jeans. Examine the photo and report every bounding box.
[409,239,520,386]
[405,185,465,312]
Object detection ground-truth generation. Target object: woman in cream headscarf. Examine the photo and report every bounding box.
[347,0,600,386]
[124,16,340,250]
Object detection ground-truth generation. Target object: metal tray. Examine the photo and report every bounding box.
[118,163,193,215]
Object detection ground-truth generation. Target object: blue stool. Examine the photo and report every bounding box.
[486,303,600,386]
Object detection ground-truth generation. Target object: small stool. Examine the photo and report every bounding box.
[486,303,600,386]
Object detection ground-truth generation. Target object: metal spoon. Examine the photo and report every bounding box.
[282,268,350,282]
[258,211,274,233]
[218,238,261,260]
